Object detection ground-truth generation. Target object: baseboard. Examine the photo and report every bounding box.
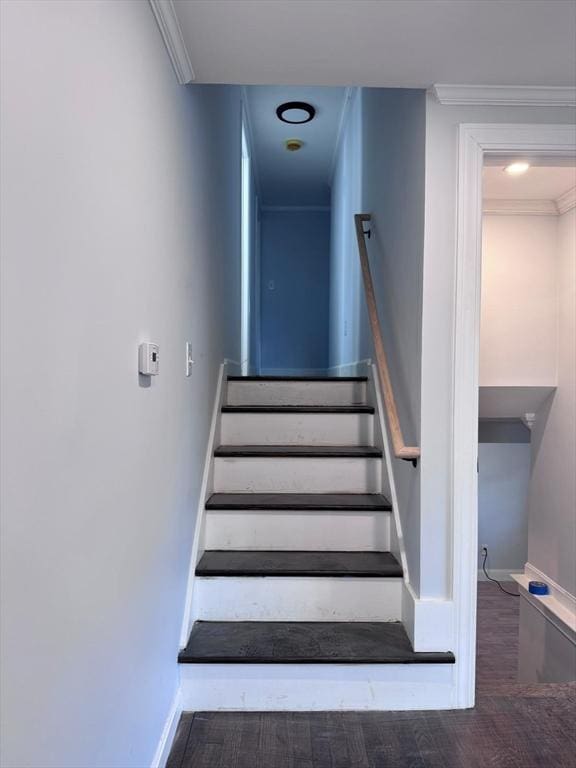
[477,568,522,582]
[259,367,329,376]
[150,687,182,768]
[179,362,227,646]
[328,358,372,377]
[403,583,455,652]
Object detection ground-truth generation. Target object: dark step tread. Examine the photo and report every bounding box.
[206,493,392,511]
[222,405,374,414]
[214,445,382,458]
[228,376,367,382]
[196,550,402,578]
[179,621,455,665]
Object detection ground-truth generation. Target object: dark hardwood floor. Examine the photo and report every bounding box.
[167,582,576,768]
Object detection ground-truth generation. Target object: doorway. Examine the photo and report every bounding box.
[453,124,576,706]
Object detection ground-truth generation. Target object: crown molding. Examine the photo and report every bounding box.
[149,0,195,85]
[556,186,576,214]
[483,198,558,216]
[432,84,576,107]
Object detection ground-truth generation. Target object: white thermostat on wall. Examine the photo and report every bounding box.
[139,342,159,376]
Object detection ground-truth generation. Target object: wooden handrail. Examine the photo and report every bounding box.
[354,213,420,464]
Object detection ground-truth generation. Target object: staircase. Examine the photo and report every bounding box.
[179,374,455,710]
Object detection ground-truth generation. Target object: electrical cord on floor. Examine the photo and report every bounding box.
[481,548,520,597]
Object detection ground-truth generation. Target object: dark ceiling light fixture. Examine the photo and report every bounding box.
[276,101,316,124]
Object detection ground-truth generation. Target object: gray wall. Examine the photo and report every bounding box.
[260,209,330,372]
[0,2,241,766]
[361,88,427,590]
[478,443,530,574]
[527,207,576,596]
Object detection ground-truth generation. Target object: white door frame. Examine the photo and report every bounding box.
[453,123,576,708]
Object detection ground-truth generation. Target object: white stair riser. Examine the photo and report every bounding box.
[204,510,391,551]
[213,457,382,493]
[227,380,366,406]
[220,412,373,446]
[193,577,402,621]
[180,664,455,711]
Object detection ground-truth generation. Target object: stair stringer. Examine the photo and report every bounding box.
[368,363,456,656]
[179,361,229,648]
[364,363,408,582]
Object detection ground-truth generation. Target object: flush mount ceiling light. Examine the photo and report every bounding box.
[276,101,316,124]
[504,161,530,176]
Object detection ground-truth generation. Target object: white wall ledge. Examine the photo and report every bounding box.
[512,563,576,645]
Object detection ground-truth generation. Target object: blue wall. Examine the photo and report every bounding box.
[329,88,368,369]
[260,210,330,372]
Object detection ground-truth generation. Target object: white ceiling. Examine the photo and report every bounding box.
[245,86,347,206]
[483,165,576,201]
[173,0,576,87]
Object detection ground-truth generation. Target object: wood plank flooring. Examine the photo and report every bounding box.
[167,582,576,768]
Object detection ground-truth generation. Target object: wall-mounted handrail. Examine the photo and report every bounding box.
[354,213,420,465]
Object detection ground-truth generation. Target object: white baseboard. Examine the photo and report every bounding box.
[403,583,455,652]
[150,687,182,768]
[477,568,522,582]
[179,363,227,647]
[328,358,372,377]
[259,367,329,376]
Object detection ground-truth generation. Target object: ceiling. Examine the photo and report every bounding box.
[245,86,347,206]
[483,165,576,201]
[172,0,576,87]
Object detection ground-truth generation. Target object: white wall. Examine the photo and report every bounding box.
[481,215,559,386]
[361,88,427,592]
[420,95,575,599]
[478,443,530,573]
[0,3,241,767]
[527,206,576,596]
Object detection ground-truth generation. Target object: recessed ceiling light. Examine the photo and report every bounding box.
[276,102,316,124]
[504,162,530,176]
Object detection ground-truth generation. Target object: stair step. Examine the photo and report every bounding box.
[179,621,455,664]
[221,410,373,446]
[206,493,392,511]
[227,376,368,382]
[222,405,374,414]
[196,550,402,577]
[214,445,382,458]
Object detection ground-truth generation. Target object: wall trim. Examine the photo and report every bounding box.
[483,198,558,216]
[179,363,227,647]
[402,584,455,653]
[150,688,182,768]
[512,562,576,644]
[556,185,576,214]
[477,568,522,582]
[432,84,576,107]
[453,123,576,710]
[259,367,330,376]
[149,0,195,85]
[327,358,372,377]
